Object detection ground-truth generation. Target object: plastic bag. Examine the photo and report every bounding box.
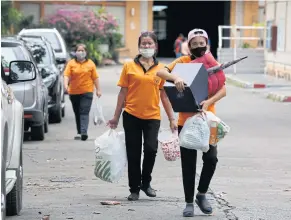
[158,129,180,161]
[94,129,127,183]
[179,113,210,152]
[205,111,230,145]
[93,98,106,126]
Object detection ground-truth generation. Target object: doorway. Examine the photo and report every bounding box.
[153,1,230,58]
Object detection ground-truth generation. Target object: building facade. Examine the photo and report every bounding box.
[16,1,263,59]
[264,0,291,81]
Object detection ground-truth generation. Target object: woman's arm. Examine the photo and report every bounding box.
[160,90,175,121]
[94,78,100,91]
[157,68,178,81]
[64,76,70,91]
[113,87,128,120]
[208,85,226,105]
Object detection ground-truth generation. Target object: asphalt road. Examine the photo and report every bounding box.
[7,65,291,220]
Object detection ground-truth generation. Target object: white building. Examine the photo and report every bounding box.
[265,0,291,81]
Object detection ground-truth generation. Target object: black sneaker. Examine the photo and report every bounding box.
[141,185,156,197]
[81,134,88,141]
[127,193,139,201]
[195,194,213,214]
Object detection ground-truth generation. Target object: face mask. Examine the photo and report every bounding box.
[139,48,155,58]
[76,51,86,60]
[190,46,207,58]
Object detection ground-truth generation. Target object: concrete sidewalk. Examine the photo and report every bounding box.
[226,74,291,102]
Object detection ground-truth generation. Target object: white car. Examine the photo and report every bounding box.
[18,28,70,64]
[1,61,30,219]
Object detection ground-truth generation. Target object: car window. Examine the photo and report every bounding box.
[25,42,51,65]
[26,32,63,53]
[1,47,25,68]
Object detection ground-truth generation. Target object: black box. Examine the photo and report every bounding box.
[163,63,208,112]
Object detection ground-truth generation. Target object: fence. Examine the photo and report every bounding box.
[218,25,265,74]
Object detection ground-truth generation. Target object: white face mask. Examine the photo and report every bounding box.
[76,51,86,60]
[139,48,155,58]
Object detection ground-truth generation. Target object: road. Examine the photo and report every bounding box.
[7,65,291,220]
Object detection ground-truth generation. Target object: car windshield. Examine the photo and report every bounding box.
[25,42,51,65]
[1,47,24,68]
[26,32,63,53]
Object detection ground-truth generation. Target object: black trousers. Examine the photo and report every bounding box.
[69,92,93,135]
[123,111,161,193]
[178,126,218,203]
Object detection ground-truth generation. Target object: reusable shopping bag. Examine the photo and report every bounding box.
[205,111,230,145]
[93,98,106,126]
[179,113,210,152]
[94,129,127,183]
[158,129,180,161]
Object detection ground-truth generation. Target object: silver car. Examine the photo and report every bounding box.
[1,37,49,141]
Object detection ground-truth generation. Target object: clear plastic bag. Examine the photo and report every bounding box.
[179,113,210,152]
[158,129,180,161]
[93,98,106,126]
[205,111,230,145]
[94,129,127,183]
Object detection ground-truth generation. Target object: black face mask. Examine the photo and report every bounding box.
[190,46,207,58]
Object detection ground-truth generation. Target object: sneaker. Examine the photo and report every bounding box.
[81,134,88,141]
[195,194,213,214]
[74,134,81,140]
[127,193,139,201]
[183,203,194,217]
[141,185,156,197]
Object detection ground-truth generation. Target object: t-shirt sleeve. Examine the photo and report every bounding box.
[117,63,128,87]
[91,61,99,80]
[64,60,72,77]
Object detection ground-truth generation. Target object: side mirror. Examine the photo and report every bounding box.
[56,58,67,65]
[8,61,37,84]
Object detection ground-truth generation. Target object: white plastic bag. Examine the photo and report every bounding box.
[205,111,230,144]
[158,129,180,161]
[93,98,106,126]
[179,113,210,152]
[94,129,127,183]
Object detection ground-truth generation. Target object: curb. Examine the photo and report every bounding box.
[266,92,291,102]
[226,75,291,89]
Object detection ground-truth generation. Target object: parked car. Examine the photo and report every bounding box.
[1,61,29,219]
[19,35,66,122]
[18,28,70,67]
[1,37,49,140]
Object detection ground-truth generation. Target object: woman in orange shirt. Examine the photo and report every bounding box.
[157,29,226,217]
[108,31,177,201]
[64,44,101,141]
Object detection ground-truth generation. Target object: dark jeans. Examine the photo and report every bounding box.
[69,92,93,135]
[123,111,161,193]
[178,126,218,203]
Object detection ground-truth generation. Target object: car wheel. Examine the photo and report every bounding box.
[44,111,49,133]
[49,104,62,124]
[1,156,6,220]
[30,123,45,141]
[6,149,23,216]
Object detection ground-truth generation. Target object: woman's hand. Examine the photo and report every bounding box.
[107,116,119,129]
[169,119,178,133]
[200,99,211,112]
[96,90,102,98]
[174,76,185,92]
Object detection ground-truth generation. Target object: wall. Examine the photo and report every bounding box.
[229,0,261,48]
[265,1,291,81]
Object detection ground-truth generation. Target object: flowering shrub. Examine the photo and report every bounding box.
[45,7,119,49]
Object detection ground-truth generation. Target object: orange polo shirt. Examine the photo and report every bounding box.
[165,55,215,126]
[64,59,99,95]
[118,56,165,120]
